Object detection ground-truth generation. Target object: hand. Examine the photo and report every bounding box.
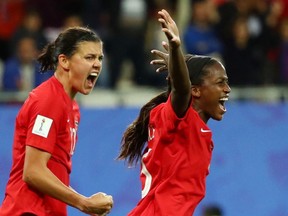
[82,192,113,215]
[157,9,181,49]
[150,41,169,73]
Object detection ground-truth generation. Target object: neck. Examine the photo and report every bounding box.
[54,71,76,99]
[192,103,209,123]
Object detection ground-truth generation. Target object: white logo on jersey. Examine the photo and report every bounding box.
[32,115,53,138]
[148,125,155,141]
[201,128,211,133]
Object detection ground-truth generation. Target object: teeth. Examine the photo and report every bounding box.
[90,72,98,77]
[219,97,229,101]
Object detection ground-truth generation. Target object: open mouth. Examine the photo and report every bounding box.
[87,72,98,86]
[219,96,229,112]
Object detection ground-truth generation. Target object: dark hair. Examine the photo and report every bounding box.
[117,54,219,166]
[38,26,102,72]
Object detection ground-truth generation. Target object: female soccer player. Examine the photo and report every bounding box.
[0,26,113,216]
[118,9,231,215]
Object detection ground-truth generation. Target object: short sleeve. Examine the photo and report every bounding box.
[25,95,65,153]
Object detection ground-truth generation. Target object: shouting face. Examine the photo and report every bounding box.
[64,41,104,97]
[195,61,231,122]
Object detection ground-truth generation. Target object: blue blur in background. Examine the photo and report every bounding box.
[0,102,288,216]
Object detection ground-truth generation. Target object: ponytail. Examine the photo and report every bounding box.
[37,42,57,72]
[118,91,169,166]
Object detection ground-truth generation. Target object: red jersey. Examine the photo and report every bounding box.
[129,96,214,216]
[0,76,80,216]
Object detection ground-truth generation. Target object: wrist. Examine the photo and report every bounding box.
[74,194,89,212]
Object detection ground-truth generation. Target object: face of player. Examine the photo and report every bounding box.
[68,41,103,96]
[197,61,231,122]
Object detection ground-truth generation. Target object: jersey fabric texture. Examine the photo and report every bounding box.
[0,76,80,216]
[128,95,214,216]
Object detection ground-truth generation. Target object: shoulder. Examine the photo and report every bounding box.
[150,96,177,123]
[151,96,201,131]
[29,78,66,109]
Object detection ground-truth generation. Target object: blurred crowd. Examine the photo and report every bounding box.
[0,0,288,92]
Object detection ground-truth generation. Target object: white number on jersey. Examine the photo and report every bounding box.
[70,127,77,155]
[141,148,152,198]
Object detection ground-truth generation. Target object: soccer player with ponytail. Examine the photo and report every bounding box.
[0,26,113,216]
[118,9,231,216]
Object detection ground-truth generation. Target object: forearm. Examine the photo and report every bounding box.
[169,45,191,94]
[23,165,86,212]
[158,9,191,116]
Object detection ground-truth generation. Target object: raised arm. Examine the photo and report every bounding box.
[157,9,191,117]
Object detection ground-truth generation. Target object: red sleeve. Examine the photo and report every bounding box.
[25,95,65,154]
[153,94,193,130]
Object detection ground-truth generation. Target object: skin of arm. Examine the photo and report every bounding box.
[23,146,113,215]
[157,9,191,117]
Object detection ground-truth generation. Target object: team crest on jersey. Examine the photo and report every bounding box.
[148,124,155,141]
[32,115,53,138]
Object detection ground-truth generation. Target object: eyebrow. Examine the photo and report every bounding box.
[215,76,228,82]
[86,53,104,57]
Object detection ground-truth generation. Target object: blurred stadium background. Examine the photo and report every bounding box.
[1,0,288,215]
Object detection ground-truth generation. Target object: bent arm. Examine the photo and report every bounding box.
[169,44,191,117]
[23,146,112,215]
[158,9,191,117]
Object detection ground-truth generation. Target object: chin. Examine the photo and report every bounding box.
[212,115,223,121]
[81,89,93,95]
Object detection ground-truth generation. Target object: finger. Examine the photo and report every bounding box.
[162,28,174,41]
[161,9,174,24]
[158,10,166,20]
[158,20,168,31]
[156,66,168,73]
[159,10,174,32]
[157,10,169,27]
[157,17,172,39]
[108,196,114,208]
[158,17,166,25]
[151,49,165,54]
[150,59,166,65]
[162,41,169,52]
[151,49,168,59]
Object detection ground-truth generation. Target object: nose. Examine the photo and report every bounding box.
[224,83,231,93]
[93,58,102,68]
